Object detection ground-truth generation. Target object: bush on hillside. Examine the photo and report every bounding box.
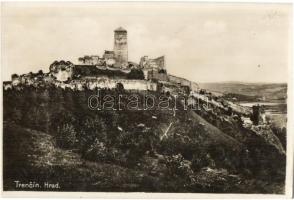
[127,69,145,80]
[56,123,77,149]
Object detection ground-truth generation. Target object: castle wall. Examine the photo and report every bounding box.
[85,78,157,91]
[167,74,199,92]
[147,71,169,81]
[96,66,131,74]
[190,82,200,92]
[52,77,157,92]
[168,74,190,87]
[140,56,165,70]
[153,56,165,70]
[142,69,149,80]
[78,55,104,65]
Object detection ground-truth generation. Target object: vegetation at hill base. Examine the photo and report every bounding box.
[3,85,286,193]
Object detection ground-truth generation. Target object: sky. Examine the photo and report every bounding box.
[1,2,292,83]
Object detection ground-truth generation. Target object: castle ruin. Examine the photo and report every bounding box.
[7,27,200,94]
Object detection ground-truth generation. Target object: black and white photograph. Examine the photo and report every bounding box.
[1,1,293,197]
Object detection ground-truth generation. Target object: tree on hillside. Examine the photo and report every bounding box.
[57,123,77,149]
[158,69,167,74]
[116,83,124,93]
[38,70,44,75]
[11,74,19,79]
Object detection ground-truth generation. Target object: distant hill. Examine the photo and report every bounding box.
[198,82,287,102]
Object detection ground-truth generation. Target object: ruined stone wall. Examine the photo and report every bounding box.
[140,56,165,70]
[96,66,131,74]
[168,75,190,86]
[103,50,114,60]
[86,78,157,91]
[190,82,200,92]
[142,69,149,80]
[53,77,157,91]
[168,74,199,92]
[153,56,165,69]
[147,71,168,81]
[168,75,191,87]
[78,56,104,66]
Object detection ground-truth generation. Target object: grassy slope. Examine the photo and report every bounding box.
[3,121,284,193]
[3,106,243,192]
[4,123,156,191]
[3,87,285,193]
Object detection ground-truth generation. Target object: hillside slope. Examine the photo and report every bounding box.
[3,85,286,193]
[198,82,287,101]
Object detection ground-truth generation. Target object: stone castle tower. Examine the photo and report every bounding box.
[114,27,128,67]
